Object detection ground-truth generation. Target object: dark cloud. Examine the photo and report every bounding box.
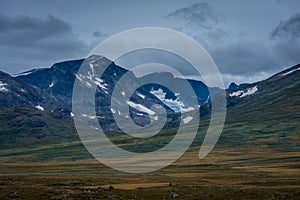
[211,40,277,76]
[166,2,218,29]
[207,38,300,86]
[0,14,72,47]
[210,13,300,81]
[166,2,228,46]
[271,13,300,40]
[211,38,300,75]
[167,7,300,85]
[0,14,87,74]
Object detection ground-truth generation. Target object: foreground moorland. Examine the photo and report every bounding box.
[1,99,299,200]
[0,142,299,199]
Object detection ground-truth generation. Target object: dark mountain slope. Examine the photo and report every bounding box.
[17,59,84,111]
[0,71,63,111]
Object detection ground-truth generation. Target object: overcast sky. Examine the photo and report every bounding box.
[0,0,299,86]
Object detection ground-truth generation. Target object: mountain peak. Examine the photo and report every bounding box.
[227,82,238,91]
[226,82,250,92]
[87,54,111,62]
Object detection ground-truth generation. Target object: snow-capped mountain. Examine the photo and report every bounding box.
[0,56,180,131]
[16,55,212,112]
[13,55,213,131]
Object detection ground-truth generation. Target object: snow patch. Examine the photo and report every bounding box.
[90,126,99,130]
[89,64,94,74]
[229,86,258,98]
[281,67,300,76]
[75,74,83,82]
[86,82,92,88]
[229,91,243,97]
[137,93,145,99]
[87,71,93,81]
[183,116,193,124]
[70,112,75,117]
[49,82,54,88]
[150,88,195,113]
[150,88,166,99]
[94,77,108,93]
[240,86,258,97]
[0,81,8,92]
[16,70,35,76]
[180,106,196,112]
[127,101,155,115]
[152,116,158,121]
[121,91,125,96]
[35,105,44,111]
[76,73,108,94]
[81,114,96,119]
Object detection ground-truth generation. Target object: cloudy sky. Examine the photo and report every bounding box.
[0,0,299,86]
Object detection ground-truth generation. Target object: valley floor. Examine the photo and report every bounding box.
[1,144,299,200]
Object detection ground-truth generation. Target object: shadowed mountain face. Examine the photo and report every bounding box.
[16,59,84,111]
[0,71,63,111]
[1,55,211,136]
[13,55,212,131]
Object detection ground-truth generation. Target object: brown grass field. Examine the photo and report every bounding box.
[0,142,299,200]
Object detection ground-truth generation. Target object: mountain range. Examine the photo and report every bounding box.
[0,56,299,147]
